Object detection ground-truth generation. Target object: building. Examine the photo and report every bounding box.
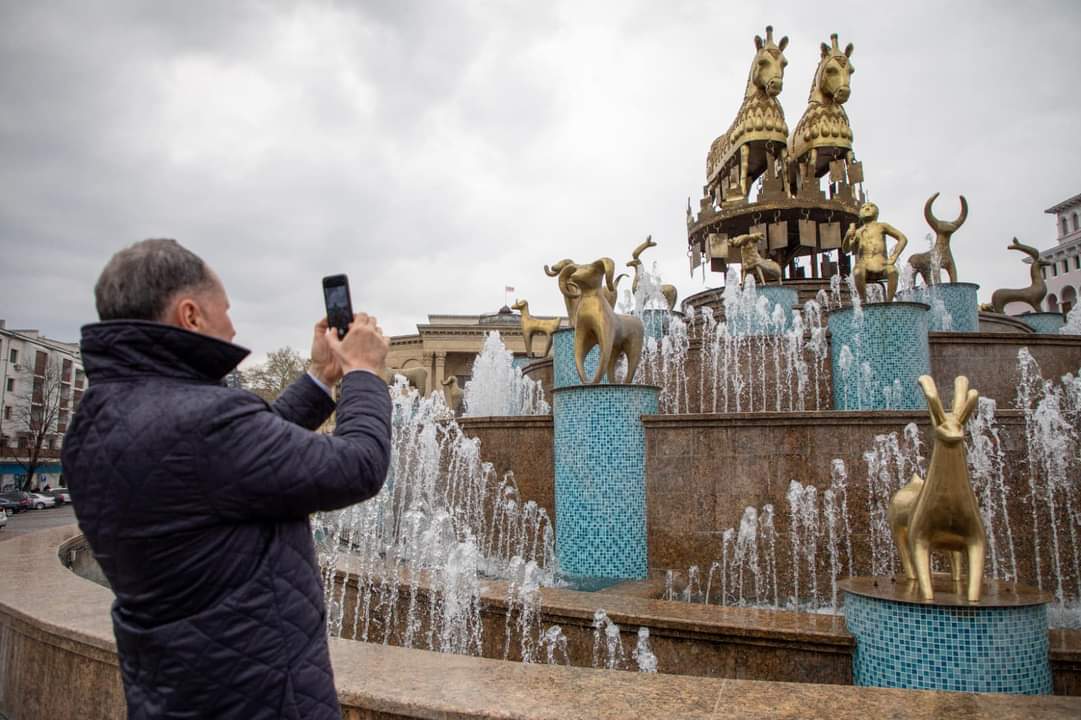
[0,320,85,489]
[1042,192,1081,314]
[387,306,561,392]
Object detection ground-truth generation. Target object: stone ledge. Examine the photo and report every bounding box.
[3,525,1080,719]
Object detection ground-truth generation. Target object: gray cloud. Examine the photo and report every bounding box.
[1,1,1079,362]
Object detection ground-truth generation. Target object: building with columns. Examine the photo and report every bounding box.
[1042,192,1081,315]
[387,306,563,392]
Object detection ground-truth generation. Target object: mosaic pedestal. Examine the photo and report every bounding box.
[552,384,658,580]
[1019,312,1066,334]
[898,283,979,332]
[829,302,930,410]
[727,286,798,336]
[841,576,1052,694]
[552,328,599,388]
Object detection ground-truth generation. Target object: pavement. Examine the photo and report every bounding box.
[0,504,76,540]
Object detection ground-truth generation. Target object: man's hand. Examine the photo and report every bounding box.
[309,318,343,387]
[325,312,389,375]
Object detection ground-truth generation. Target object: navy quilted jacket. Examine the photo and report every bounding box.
[62,321,392,719]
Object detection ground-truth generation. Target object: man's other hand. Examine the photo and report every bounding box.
[325,312,389,375]
[309,318,343,386]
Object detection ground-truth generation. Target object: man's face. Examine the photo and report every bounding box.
[193,275,236,343]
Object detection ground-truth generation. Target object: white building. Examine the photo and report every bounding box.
[1042,192,1081,315]
[0,320,84,489]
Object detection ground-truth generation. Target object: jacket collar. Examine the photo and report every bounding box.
[79,320,250,384]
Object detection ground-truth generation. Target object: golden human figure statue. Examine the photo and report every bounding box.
[842,202,908,302]
[888,375,986,602]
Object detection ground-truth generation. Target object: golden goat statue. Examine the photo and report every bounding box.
[511,299,560,359]
[626,236,678,311]
[558,258,644,384]
[888,375,986,602]
[980,237,1052,314]
[728,232,782,286]
[380,366,429,396]
[544,258,626,327]
[441,376,463,416]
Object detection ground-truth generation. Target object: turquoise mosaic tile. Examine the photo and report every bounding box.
[727,286,798,336]
[552,384,657,580]
[898,283,979,332]
[1019,312,1066,334]
[829,302,930,410]
[845,592,1052,694]
[553,328,600,388]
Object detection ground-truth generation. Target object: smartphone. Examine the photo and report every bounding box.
[322,274,354,339]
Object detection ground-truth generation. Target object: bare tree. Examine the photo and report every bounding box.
[244,347,309,402]
[9,354,68,490]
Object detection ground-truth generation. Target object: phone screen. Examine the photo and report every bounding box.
[323,278,353,338]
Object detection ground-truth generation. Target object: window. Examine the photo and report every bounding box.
[5,378,12,392]
[1053,263,1059,277]
[33,350,46,376]
[8,348,16,364]
[1074,212,1080,232]
[1074,256,1080,271]
[3,406,10,420]
[1065,217,1071,236]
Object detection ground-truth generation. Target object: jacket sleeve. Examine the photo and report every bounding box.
[201,370,393,521]
[269,373,336,430]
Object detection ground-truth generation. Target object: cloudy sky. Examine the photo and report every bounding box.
[1,1,1078,363]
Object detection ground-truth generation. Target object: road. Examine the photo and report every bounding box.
[0,504,76,540]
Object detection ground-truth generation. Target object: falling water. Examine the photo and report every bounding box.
[463,331,550,416]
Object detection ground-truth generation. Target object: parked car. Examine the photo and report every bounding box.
[46,488,72,505]
[0,491,32,513]
[0,508,7,528]
[0,498,15,517]
[30,493,56,510]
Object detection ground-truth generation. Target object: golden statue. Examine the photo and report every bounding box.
[558,258,644,384]
[789,33,855,191]
[544,259,626,327]
[380,366,429,395]
[705,25,790,203]
[626,236,678,311]
[908,193,967,286]
[888,375,985,602]
[980,237,1052,314]
[511,299,560,359]
[842,202,907,302]
[728,232,782,286]
[441,376,463,415]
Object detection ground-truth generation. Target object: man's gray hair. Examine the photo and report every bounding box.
[95,239,215,321]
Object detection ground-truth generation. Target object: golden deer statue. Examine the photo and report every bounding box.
[908,192,968,286]
[626,236,678,311]
[728,232,783,286]
[544,259,626,327]
[558,258,644,384]
[980,238,1052,314]
[788,33,855,193]
[705,25,790,204]
[511,299,560,359]
[888,375,986,602]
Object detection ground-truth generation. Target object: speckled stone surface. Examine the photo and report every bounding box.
[3,525,1081,719]
[841,575,1053,608]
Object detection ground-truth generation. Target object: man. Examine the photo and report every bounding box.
[842,201,909,303]
[62,238,392,719]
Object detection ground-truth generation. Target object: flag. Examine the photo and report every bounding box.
[505,286,515,293]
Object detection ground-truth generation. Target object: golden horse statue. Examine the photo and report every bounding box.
[626,236,678,311]
[909,193,968,286]
[558,258,644,384]
[789,33,856,193]
[705,25,790,204]
[888,375,985,602]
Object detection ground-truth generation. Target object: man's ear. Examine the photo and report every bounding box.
[172,297,203,332]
